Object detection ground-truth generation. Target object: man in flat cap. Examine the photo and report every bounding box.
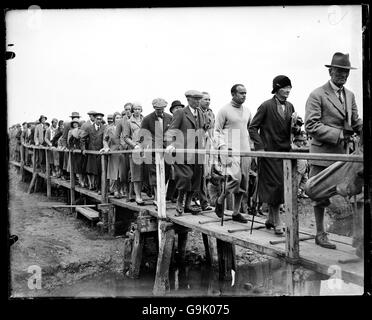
[305,52,363,249]
[165,90,207,215]
[139,98,173,207]
[249,76,299,233]
[215,84,252,223]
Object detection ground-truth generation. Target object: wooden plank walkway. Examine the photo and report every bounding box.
[9,153,364,287]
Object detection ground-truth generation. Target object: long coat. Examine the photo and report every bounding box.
[139,111,173,186]
[248,96,295,205]
[103,124,124,180]
[305,81,363,167]
[81,123,107,175]
[165,106,206,191]
[34,123,45,145]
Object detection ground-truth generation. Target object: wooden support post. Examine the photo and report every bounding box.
[27,150,37,194]
[108,205,116,236]
[216,239,236,281]
[45,148,51,199]
[202,234,217,266]
[177,230,188,264]
[283,159,299,261]
[155,150,167,250]
[101,154,108,203]
[69,151,76,216]
[153,221,175,296]
[123,235,134,274]
[20,144,25,181]
[128,229,145,279]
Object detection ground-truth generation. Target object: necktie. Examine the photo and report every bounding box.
[338,88,344,105]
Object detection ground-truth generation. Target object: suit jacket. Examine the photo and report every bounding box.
[165,106,206,164]
[44,128,52,146]
[34,123,45,145]
[139,111,172,150]
[81,123,107,151]
[305,81,363,166]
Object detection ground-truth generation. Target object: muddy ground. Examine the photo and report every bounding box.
[8,166,352,297]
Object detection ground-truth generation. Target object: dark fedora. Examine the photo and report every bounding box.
[325,52,356,70]
[170,100,185,113]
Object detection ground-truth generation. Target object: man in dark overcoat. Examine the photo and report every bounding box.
[249,75,297,235]
[81,112,107,193]
[305,52,363,249]
[165,90,207,215]
[139,98,173,206]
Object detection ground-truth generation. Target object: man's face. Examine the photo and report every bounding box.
[276,85,292,100]
[40,117,46,124]
[89,114,95,121]
[154,107,164,117]
[95,116,103,126]
[200,94,211,110]
[232,86,246,104]
[188,96,201,109]
[23,124,27,130]
[52,121,57,128]
[125,105,132,117]
[329,67,350,87]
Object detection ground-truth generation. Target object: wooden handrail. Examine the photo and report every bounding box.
[21,144,363,162]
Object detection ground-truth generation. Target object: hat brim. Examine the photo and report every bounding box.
[325,64,357,70]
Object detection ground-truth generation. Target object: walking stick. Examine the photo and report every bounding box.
[250,158,260,234]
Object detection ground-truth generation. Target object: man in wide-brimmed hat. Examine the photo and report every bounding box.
[305,52,363,250]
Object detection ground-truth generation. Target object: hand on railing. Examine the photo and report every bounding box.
[165,145,176,154]
[218,146,234,167]
[99,147,110,154]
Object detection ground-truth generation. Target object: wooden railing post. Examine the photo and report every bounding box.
[101,153,108,203]
[45,148,51,199]
[20,144,25,180]
[155,150,166,219]
[69,151,76,214]
[283,159,299,261]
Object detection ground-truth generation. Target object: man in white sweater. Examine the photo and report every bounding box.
[214,84,252,223]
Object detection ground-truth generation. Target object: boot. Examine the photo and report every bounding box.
[184,192,201,215]
[315,232,336,249]
[175,190,185,216]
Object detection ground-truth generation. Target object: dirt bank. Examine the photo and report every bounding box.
[8,166,350,297]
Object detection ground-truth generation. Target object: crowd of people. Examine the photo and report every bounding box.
[8,52,363,252]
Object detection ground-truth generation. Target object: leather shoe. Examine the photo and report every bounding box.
[175,204,183,216]
[184,206,202,215]
[215,201,224,218]
[265,220,275,229]
[136,199,145,206]
[315,232,336,249]
[232,213,248,223]
[274,226,284,235]
[201,204,213,211]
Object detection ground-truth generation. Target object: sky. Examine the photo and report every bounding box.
[6,6,363,126]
